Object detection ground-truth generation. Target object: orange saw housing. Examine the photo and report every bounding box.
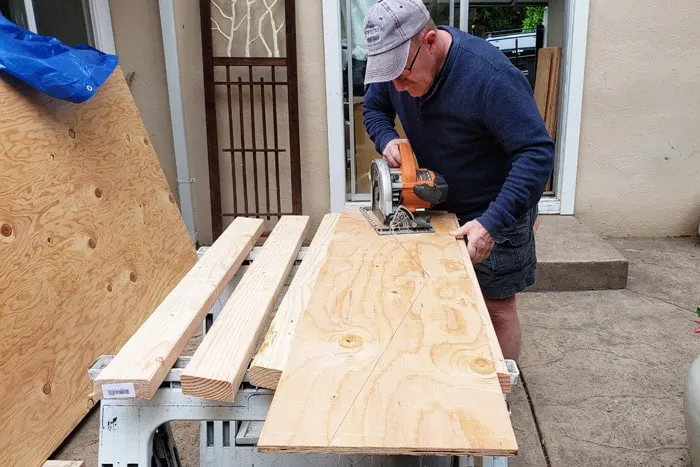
[398,142,438,212]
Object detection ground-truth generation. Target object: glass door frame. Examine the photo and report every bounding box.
[342,0,462,204]
[323,0,591,216]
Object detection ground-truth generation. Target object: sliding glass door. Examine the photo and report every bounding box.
[341,0,464,202]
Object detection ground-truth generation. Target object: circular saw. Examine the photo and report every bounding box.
[361,142,448,235]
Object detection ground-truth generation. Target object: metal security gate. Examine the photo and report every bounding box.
[200,0,302,239]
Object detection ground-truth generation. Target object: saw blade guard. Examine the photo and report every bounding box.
[370,157,393,224]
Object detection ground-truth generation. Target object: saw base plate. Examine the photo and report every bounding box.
[360,206,435,235]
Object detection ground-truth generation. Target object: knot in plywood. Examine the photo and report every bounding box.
[1,223,13,237]
[339,333,364,350]
[470,357,496,375]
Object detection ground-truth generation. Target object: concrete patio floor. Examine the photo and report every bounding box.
[510,236,699,466]
[50,236,700,466]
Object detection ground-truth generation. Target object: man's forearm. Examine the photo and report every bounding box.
[362,83,399,154]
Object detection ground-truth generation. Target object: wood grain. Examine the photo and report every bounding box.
[93,215,264,399]
[534,46,562,192]
[181,216,309,401]
[249,213,339,389]
[257,211,516,456]
[431,215,510,392]
[534,46,562,140]
[0,67,195,467]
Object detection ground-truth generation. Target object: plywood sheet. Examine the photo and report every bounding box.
[0,67,196,466]
[257,211,516,456]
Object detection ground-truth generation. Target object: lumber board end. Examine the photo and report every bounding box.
[180,374,236,402]
[92,379,156,400]
[43,461,86,467]
[247,366,281,390]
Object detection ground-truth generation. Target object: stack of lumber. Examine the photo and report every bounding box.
[93,214,311,401]
[0,67,195,466]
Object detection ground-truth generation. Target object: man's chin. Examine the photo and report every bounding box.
[407,88,425,98]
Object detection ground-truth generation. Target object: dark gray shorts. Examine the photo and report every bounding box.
[468,205,538,300]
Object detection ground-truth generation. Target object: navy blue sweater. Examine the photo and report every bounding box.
[362,26,554,238]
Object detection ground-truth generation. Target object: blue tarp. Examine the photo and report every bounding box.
[0,12,118,103]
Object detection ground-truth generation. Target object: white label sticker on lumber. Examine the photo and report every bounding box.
[101,383,136,399]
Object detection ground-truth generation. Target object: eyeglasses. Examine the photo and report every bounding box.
[400,39,424,77]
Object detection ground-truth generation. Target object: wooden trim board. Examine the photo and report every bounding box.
[181,216,309,401]
[249,213,339,389]
[93,216,264,399]
[257,211,516,456]
[43,461,85,467]
[534,46,562,141]
[0,67,196,467]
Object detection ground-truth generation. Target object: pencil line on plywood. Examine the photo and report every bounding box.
[392,232,433,281]
[327,276,429,446]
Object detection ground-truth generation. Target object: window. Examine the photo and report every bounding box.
[0,0,96,47]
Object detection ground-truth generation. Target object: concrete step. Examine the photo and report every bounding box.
[530,215,628,291]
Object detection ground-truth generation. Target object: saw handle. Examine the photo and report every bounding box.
[398,142,432,211]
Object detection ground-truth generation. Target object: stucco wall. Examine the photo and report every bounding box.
[109,0,179,205]
[294,0,331,237]
[575,0,700,236]
[173,0,212,245]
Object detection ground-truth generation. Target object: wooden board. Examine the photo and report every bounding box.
[249,213,339,389]
[93,215,264,399]
[257,211,517,456]
[534,47,563,139]
[181,215,309,401]
[43,461,85,467]
[0,67,196,466]
[534,46,562,192]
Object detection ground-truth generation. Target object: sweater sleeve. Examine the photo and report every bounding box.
[362,83,400,155]
[476,66,555,237]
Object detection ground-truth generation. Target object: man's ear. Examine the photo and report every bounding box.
[424,30,438,48]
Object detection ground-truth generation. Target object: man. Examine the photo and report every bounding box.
[361,0,554,361]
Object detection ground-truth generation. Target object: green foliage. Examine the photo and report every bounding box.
[522,6,546,31]
[471,7,527,37]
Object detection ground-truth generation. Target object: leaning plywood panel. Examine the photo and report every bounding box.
[0,67,195,467]
[257,211,516,456]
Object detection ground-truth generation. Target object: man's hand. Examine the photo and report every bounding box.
[449,219,495,264]
[382,138,409,168]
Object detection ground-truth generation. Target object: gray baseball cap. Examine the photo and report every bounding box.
[363,0,430,84]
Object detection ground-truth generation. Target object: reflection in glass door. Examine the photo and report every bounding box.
[341,0,462,202]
